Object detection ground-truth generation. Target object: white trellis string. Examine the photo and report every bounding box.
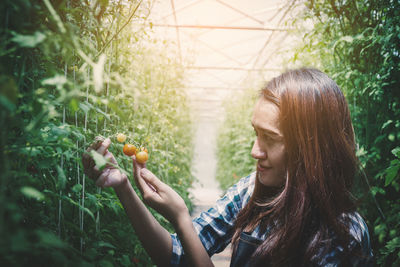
[94,67,99,232]
[58,62,67,237]
[72,62,85,253]
[81,67,90,252]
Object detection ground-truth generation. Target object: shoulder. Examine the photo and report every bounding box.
[345,212,373,256]
[220,172,256,210]
[320,212,373,266]
[194,172,256,225]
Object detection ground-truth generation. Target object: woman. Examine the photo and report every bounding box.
[82,68,373,266]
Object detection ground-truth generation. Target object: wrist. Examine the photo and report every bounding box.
[114,175,130,193]
[174,212,193,234]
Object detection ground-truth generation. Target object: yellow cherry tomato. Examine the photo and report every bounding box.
[117,133,127,143]
[136,151,149,164]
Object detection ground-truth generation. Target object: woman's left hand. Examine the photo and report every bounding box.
[138,167,189,226]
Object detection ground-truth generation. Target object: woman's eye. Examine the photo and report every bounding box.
[262,133,274,142]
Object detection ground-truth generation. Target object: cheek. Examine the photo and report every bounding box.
[270,144,286,163]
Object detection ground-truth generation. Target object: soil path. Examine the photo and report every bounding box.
[189,118,231,267]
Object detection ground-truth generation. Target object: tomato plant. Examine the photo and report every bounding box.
[0,0,194,265]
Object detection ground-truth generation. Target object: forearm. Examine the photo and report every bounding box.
[175,215,214,267]
[114,179,172,267]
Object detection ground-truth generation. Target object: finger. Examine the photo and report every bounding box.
[104,151,118,166]
[87,136,105,152]
[96,168,110,188]
[132,157,152,194]
[96,138,111,155]
[92,165,102,179]
[136,172,150,195]
[140,169,165,192]
[132,155,143,182]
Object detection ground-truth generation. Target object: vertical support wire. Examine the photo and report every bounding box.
[96,47,112,234]
[59,62,67,237]
[73,61,84,253]
[81,67,90,251]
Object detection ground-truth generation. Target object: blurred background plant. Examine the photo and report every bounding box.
[216,0,400,265]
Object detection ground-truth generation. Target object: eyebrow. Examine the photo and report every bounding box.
[251,122,283,138]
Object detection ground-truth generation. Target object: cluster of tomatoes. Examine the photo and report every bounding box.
[117,133,149,164]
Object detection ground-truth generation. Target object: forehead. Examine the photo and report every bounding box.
[251,98,281,135]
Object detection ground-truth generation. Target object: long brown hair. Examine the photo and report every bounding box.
[232,68,359,266]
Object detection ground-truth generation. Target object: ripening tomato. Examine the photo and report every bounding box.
[123,144,136,156]
[117,133,127,143]
[136,151,148,164]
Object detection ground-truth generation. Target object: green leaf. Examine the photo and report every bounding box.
[382,120,393,130]
[121,255,131,267]
[97,241,117,249]
[71,184,83,193]
[90,150,107,171]
[385,165,400,186]
[79,102,91,113]
[0,74,18,104]
[69,98,79,112]
[0,94,16,112]
[56,165,67,190]
[20,186,45,201]
[35,230,66,248]
[42,75,67,90]
[62,195,95,221]
[392,147,400,158]
[11,31,46,48]
[93,54,106,93]
[99,260,113,267]
[341,36,354,43]
[386,237,400,253]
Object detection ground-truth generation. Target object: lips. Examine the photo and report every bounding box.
[257,163,271,171]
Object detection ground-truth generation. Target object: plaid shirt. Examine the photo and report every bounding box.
[171,172,373,266]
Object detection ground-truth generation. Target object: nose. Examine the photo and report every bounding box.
[251,138,266,159]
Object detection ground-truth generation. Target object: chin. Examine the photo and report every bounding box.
[256,171,285,188]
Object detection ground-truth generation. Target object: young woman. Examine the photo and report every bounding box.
[82,68,373,266]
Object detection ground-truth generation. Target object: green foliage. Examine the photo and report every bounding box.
[287,0,400,265]
[216,89,258,190]
[0,0,193,266]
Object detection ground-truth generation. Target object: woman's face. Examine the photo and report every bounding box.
[251,98,287,187]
